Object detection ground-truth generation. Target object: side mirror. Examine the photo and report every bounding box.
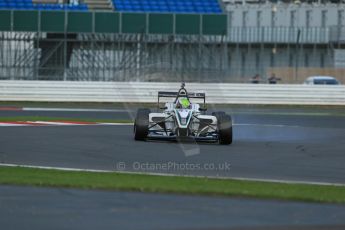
[199,107,207,112]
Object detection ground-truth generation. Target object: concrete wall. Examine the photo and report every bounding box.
[1,80,345,105]
[226,3,343,28]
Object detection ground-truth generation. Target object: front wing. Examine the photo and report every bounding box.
[147,113,218,142]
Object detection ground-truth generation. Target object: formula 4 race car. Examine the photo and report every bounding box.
[134,83,233,145]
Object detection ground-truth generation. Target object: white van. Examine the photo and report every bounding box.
[304,76,341,85]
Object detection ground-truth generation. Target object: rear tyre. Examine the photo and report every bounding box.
[214,112,233,145]
[134,108,150,141]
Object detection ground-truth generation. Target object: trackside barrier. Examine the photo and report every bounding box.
[0,81,345,105]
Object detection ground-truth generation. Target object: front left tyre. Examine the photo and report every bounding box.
[134,108,151,141]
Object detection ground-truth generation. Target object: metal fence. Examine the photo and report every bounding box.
[0,27,342,83]
[0,32,229,82]
[228,27,330,44]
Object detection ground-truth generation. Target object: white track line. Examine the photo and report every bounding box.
[31,121,88,126]
[0,163,344,187]
[0,122,134,127]
[0,122,302,128]
[23,108,128,112]
[0,163,111,173]
[0,122,87,126]
[20,107,344,117]
[98,123,134,126]
[0,123,30,127]
[235,123,304,128]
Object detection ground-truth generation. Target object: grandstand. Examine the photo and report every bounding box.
[0,0,88,10]
[112,0,222,13]
[0,0,223,13]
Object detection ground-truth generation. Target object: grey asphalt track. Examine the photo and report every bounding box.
[1,108,345,183]
[1,107,345,230]
[2,107,345,128]
[1,185,345,230]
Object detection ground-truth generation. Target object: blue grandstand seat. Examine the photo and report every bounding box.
[0,0,88,11]
[112,0,222,14]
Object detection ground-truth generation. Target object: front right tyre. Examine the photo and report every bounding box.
[214,112,233,145]
[134,108,150,141]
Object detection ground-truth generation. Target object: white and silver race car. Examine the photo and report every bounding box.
[134,83,233,145]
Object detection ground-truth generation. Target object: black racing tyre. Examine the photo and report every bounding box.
[214,112,233,145]
[212,111,226,125]
[212,111,226,117]
[134,108,150,141]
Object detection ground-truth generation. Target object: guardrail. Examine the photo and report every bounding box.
[1,81,345,105]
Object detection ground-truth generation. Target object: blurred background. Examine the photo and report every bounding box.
[1,0,345,84]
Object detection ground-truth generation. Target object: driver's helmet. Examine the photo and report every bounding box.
[177,97,191,109]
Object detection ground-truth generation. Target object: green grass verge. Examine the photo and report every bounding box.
[0,166,345,204]
[0,116,132,123]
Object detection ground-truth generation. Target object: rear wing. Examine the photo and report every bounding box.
[157,91,206,109]
[158,91,206,99]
